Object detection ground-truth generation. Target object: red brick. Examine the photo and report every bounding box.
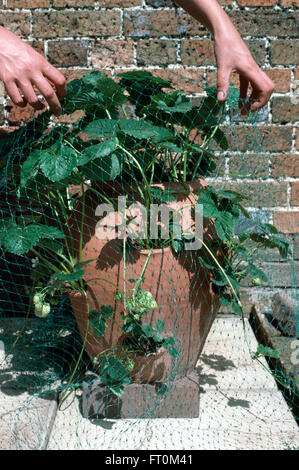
[90,40,134,67]
[264,69,291,94]
[48,40,89,67]
[230,11,298,38]
[291,182,299,206]
[136,40,177,66]
[33,10,121,39]
[181,39,215,66]
[52,0,94,6]
[225,126,293,152]
[207,68,292,95]
[272,154,299,178]
[274,211,299,233]
[211,180,288,208]
[6,100,46,126]
[7,0,50,7]
[271,97,299,123]
[280,0,299,6]
[123,10,205,38]
[271,40,299,66]
[97,0,141,5]
[229,153,269,179]
[0,12,31,38]
[236,0,276,5]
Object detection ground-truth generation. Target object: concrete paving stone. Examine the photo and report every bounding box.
[47,317,299,450]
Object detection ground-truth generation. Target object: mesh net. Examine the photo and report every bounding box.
[0,68,298,451]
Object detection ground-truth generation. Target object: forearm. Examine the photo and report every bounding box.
[174,0,239,39]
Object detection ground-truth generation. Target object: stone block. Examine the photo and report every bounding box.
[81,371,200,419]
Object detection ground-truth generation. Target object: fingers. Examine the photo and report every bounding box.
[239,75,249,115]
[15,79,45,111]
[4,80,27,108]
[42,63,67,100]
[32,74,64,115]
[217,67,231,102]
[239,68,275,116]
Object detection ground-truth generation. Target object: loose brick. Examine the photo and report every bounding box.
[291,182,299,206]
[271,97,299,123]
[272,154,299,178]
[7,0,50,7]
[48,40,89,67]
[181,39,215,66]
[33,10,121,39]
[90,40,134,67]
[6,100,46,126]
[136,40,177,66]
[0,12,31,38]
[274,211,299,233]
[271,40,299,66]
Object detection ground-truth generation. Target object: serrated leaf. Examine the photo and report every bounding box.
[79,139,118,165]
[0,221,64,255]
[84,119,119,138]
[118,120,167,140]
[39,143,77,182]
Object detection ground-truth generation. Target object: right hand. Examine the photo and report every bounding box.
[0,27,67,116]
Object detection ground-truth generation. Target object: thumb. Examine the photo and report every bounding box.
[217,67,230,102]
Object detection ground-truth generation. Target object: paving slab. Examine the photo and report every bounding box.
[0,317,74,450]
[46,316,299,450]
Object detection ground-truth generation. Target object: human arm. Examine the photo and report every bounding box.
[174,0,274,113]
[0,27,66,116]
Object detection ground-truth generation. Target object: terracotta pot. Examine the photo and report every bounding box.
[67,180,222,383]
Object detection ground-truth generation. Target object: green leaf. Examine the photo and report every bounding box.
[39,143,77,182]
[118,120,167,140]
[247,263,268,282]
[21,150,41,186]
[156,319,165,332]
[79,139,118,165]
[100,305,114,319]
[84,119,119,138]
[81,152,121,182]
[232,301,243,317]
[220,293,232,307]
[51,269,85,283]
[0,221,65,255]
[88,310,107,338]
[256,344,280,359]
[142,324,155,338]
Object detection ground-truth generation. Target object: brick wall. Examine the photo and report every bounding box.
[0,0,298,311]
